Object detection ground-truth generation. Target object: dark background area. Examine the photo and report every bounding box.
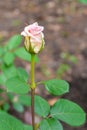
[0,0,87,130]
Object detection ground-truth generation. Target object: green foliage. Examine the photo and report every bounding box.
[14,47,39,62]
[7,93,14,101]
[0,34,34,112]
[1,65,17,79]
[60,52,78,64]
[3,52,15,65]
[0,111,24,130]
[18,95,31,106]
[17,67,28,82]
[6,35,22,50]
[0,34,86,130]
[0,66,30,112]
[40,118,63,130]
[13,102,24,113]
[57,52,78,78]
[0,74,7,85]
[51,99,86,126]
[7,93,31,107]
[35,96,50,117]
[0,111,32,130]
[7,93,31,113]
[24,125,33,130]
[0,35,22,66]
[0,88,4,93]
[0,47,4,56]
[41,65,51,77]
[14,47,31,61]
[79,0,87,4]
[0,65,17,86]
[43,79,69,96]
[57,64,70,78]
[69,55,78,64]
[0,35,39,66]
[2,103,10,111]
[6,77,29,94]
[0,65,28,85]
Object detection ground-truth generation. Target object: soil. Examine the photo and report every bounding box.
[0,0,87,130]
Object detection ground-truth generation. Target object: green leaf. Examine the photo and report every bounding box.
[0,65,17,85]
[14,47,31,61]
[40,118,63,130]
[57,64,70,77]
[51,99,86,126]
[2,65,17,79]
[3,52,15,65]
[79,0,87,4]
[44,79,69,96]
[18,95,31,106]
[13,103,24,113]
[7,93,14,101]
[14,47,39,62]
[6,35,22,50]
[24,124,33,130]
[69,55,78,64]
[0,74,7,85]
[0,88,4,93]
[3,103,10,111]
[17,67,28,82]
[35,96,50,117]
[0,111,24,130]
[6,77,29,94]
[0,47,4,56]
[2,65,28,82]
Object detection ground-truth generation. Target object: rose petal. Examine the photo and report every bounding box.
[21,31,27,36]
[21,22,44,45]
[33,22,38,26]
[41,32,44,38]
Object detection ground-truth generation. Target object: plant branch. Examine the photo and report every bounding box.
[31,54,36,89]
[31,54,36,130]
[31,88,35,130]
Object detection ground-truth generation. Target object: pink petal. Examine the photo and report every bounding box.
[32,22,38,26]
[21,31,27,36]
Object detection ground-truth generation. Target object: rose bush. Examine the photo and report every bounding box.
[21,22,45,54]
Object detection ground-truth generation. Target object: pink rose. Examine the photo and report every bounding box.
[21,22,45,54]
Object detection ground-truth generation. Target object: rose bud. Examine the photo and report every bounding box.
[21,22,45,54]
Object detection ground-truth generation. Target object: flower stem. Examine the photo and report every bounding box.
[31,54,36,89]
[31,88,35,130]
[31,54,36,130]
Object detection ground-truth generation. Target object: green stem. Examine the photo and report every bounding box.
[31,88,35,130]
[31,54,36,130]
[31,54,36,89]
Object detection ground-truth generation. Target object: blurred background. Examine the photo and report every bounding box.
[0,0,87,130]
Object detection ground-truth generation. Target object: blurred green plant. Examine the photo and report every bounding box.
[0,35,38,113]
[41,65,51,77]
[57,52,78,78]
[12,20,21,27]
[79,0,87,4]
[0,34,86,130]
